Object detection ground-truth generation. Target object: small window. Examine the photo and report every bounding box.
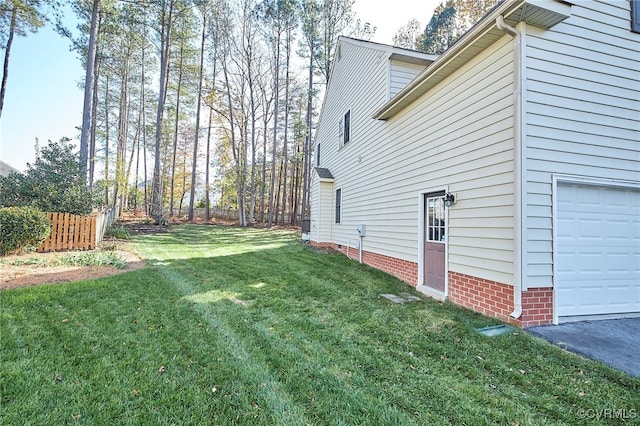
[343,110,351,145]
[316,143,320,166]
[339,110,351,148]
[335,188,342,223]
[633,0,640,33]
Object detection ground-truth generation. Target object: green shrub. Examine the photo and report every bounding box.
[0,138,101,215]
[105,224,130,240]
[0,207,51,255]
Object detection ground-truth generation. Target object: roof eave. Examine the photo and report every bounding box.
[373,0,572,120]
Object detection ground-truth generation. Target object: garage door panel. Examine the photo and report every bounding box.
[556,183,640,321]
[557,281,639,316]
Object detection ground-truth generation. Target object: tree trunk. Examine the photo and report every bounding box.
[205,105,213,222]
[141,47,149,215]
[248,71,257,226]
[280,31,292,226]
[221,49,246,226]
[301,52,314,221]
[104,76,110,206]
[188,13,207,221]
[267,33,281,228]
[152,1,174,224]
[88,52,100,188]
[124,115,140,211]
[80,0,101,184]
[179,142,188,215]
[0,7,17,119]
[136,42,147,213]
[260,116,268,223]
[274,158,283,223]
[170,38,185,217]
[134,119,141,211]
[204,53,217,223]
[113,52,131,210]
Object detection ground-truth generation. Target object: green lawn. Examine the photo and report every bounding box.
[1,225,638,425]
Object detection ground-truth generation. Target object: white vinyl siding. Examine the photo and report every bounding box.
[314,35,516,286]
[309,174,321,242]
[313,39,390,242]
[389,59,426,98]
[524,0,640,288]
[310,174,335,244]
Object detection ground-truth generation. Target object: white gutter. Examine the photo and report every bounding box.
[496,15,523,320]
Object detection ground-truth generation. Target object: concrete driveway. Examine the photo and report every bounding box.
[528,318,640,377]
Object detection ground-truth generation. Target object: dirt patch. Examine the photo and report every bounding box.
[0,241,145,291]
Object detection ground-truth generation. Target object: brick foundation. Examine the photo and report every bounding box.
[309,242,554,327]
[448,271,515,322]
[310,241,418,286]
[355,248,418,286]
[521,288,554,326]
[449,271,553,327]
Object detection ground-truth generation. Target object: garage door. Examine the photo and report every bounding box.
[555,183,640,321]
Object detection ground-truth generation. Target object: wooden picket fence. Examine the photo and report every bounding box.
[37,208,118,253]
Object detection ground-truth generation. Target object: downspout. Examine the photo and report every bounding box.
[496,15,523,320]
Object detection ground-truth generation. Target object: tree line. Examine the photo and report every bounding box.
[1,0,370,227]
[392,0,499,54]
[3,0,495,227]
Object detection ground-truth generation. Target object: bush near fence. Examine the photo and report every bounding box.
[38,207,118,253]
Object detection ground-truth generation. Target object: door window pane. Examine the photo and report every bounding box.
[427,197,445,242]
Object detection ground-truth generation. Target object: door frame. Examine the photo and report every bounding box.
[417,187,449,301]
[552,174,640,324]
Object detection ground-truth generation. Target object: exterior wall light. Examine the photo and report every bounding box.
[443,192,456,207]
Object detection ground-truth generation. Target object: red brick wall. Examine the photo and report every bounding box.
[339,244,419,286]
[310,241,418,286]
[448,271,553,327]
[448,271,515,322]
[520,288,554,326]
[309,242,554,327]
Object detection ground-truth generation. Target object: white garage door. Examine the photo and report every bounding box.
[555,183,640,321]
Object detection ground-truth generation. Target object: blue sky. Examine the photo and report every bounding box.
[0,0,438,172]
[0,22,83,171]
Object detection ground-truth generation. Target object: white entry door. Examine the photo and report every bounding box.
[555,183,640,321]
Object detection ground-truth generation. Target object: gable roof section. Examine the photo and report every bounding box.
[374,0,573,120]
[312,37,438,147]
[314,167,334,182]
[336,36,438,67]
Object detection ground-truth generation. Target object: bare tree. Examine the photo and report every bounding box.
[278,0,296,225]
[260,0,297,227]
[151,0,183,224]
[393,18,423,50]
[78,0,100,183]
[169,34,186,216]
[188,2,208,220]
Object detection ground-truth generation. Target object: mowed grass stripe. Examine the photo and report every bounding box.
[2,224,639,425]
[140,229,420,424]
[145,242,314,425]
